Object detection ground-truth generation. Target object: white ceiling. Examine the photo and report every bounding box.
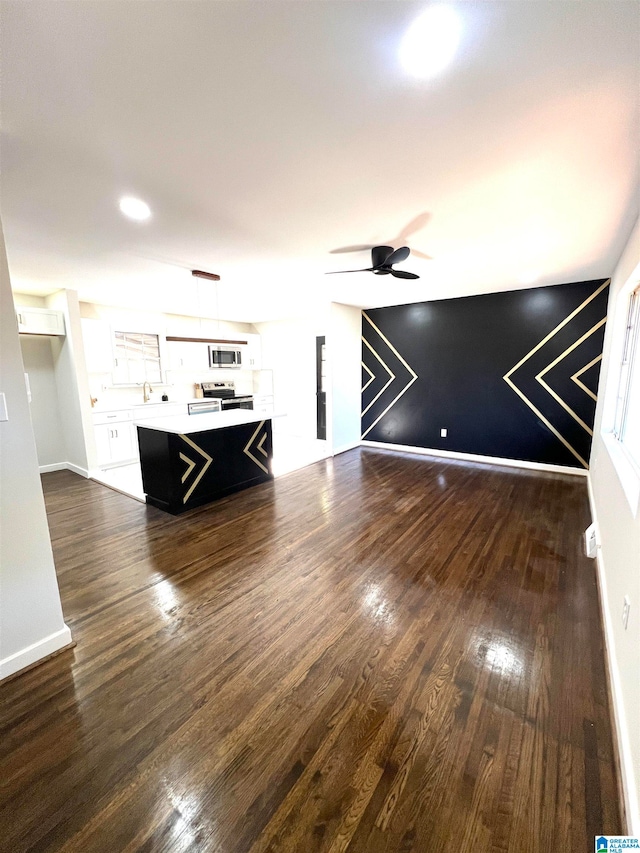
[2,1,638,323]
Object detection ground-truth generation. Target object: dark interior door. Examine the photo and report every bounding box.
[316,335,326,440]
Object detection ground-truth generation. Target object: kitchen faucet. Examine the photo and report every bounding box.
[142,381,153,403]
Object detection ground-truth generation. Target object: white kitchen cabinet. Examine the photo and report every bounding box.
[167,340,209,371]
[93,409,132,427]
[16,307,65,336]
[94,421,135,466]
[244,334,262,370]
[81,319,115,374]
[108,422,135,463]
[253,394,274,413]
[92,403,189,467]
[93,410,136,466]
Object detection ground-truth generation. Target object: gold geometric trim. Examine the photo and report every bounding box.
[257,432,268,457]
[502,279,609,469]
[179,451,196,484]
[535,317,606,437]
[503,279,609,381]
[361,361,375,393]
[361,336,395,417]
[179,434,213,503]
[361,312,418,439]
[243,420,269,474]
[571,354,602,402]
[503,377,589,469]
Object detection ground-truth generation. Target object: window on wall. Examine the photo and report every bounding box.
[112,331,163,386]
[613,285,640,469]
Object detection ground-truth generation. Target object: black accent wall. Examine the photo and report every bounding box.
[361,279,609,469]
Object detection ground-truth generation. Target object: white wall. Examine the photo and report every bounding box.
[256,303,361,454]
[20,336,66,469]
[257,309,329,440]
[0,222,72,680]
[14,289,97,474]
[589,215,640,832]
[330,303,362,453]
[46,290,95,475]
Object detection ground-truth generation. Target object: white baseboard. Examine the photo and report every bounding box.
[39,462,67,474]
[0,625,73,682]
[587,477,639,835]
[39,462,90,478]
[360,440,587,476]
[66,462,89,478]
[332,440,361,456]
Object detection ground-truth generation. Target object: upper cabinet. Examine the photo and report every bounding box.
[166,339,209,372]
[167,333,262,371]
[16,307,65,336]
[244,334,262,370]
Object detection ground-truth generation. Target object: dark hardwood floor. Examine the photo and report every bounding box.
[0,448,622,852]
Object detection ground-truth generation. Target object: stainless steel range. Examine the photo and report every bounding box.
[202,381,254,410]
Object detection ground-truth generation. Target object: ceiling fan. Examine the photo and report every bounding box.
[326,245,419,279]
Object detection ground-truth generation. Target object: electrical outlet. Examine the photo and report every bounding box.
[622,596,631,630]
[440,428,447,438]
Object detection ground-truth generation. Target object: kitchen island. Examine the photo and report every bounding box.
[135,410,277,514]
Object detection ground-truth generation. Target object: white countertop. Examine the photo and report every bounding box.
[92,398,205,414]
[134,409,283,434]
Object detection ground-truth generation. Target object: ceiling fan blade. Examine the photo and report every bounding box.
[410,249,433,261]
[396,212,431,242]
[391,269,420,279]
[385,246,410,266]
[371,245,394,268]
[328,244,376,255]
[373,268,392,275]
[325,268,372,275]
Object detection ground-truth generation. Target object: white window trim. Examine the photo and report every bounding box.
[602,432,640,517]
[613,288,640,440]
[110,325,169,387]
[602,275,640,517]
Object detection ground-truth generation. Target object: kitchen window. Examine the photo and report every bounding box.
[112,331,163,385]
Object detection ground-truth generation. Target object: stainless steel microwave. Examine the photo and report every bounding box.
[209,346,242,369]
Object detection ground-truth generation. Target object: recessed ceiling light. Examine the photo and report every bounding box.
[520,271,540,285]
[399,6,462,78]
[119,196,151,221]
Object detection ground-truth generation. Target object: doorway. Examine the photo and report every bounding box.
[316,335,327,440]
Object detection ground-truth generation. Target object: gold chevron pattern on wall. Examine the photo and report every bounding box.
[361,311,418,439]
[179,434,213,503]
[571,355,602,402]
[503,279,609,469]
[243,420,269,474]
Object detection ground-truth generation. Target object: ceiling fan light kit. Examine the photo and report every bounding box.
[327,245,420,279]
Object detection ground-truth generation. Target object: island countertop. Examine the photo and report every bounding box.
[134,408,283,434]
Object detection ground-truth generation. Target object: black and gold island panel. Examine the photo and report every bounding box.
[137,415,273,515]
